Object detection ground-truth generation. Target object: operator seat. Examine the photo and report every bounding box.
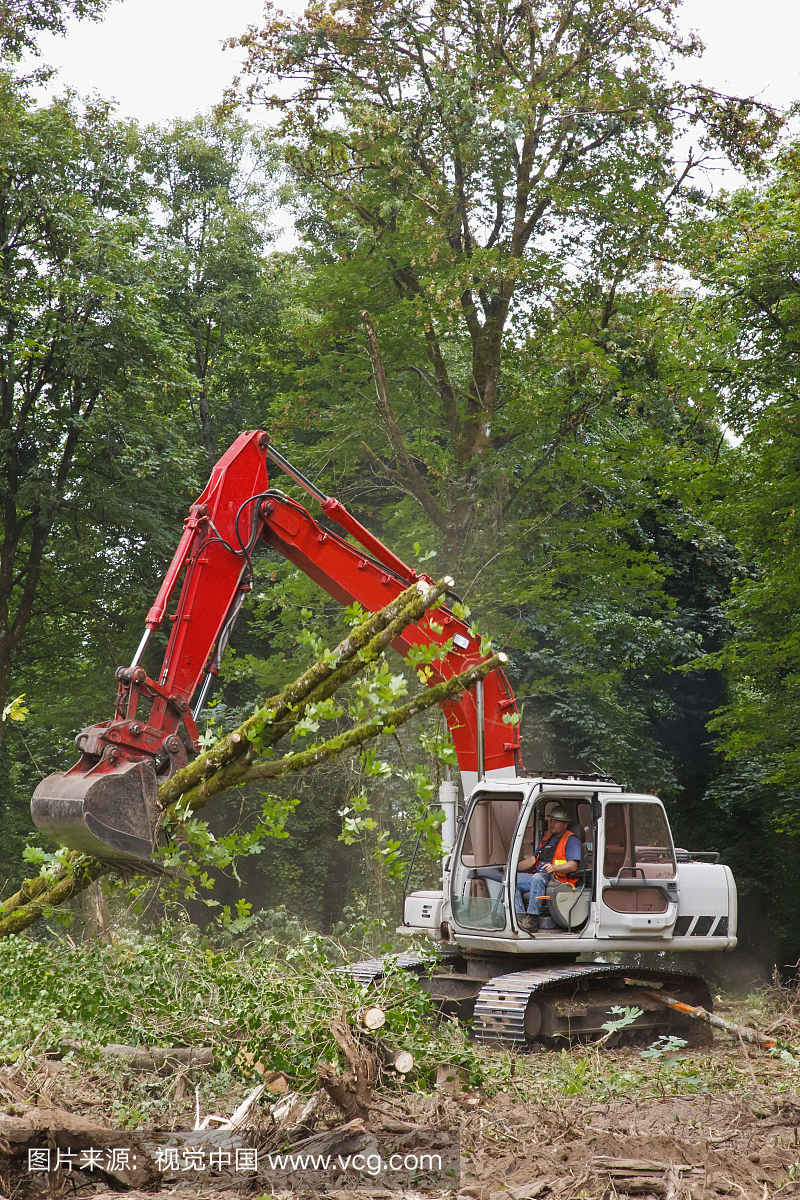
[545,822,591,930]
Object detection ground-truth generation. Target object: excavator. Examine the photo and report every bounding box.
[31,431,736,1048]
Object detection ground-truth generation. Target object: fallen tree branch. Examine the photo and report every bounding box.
[632,984,778,1048]
[159,576,451,812]
[0,856,110,938]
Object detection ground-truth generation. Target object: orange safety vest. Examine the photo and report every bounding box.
[533,829,579,889]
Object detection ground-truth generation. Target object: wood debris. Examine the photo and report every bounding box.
[196,1081,266,1131]
[489,1178,554,1200]
[101,1043,214,1072]
[0,1104,160,1189]
[626,983,779,1048]
[591,1156,700,1195]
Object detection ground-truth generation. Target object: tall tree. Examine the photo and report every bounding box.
[688,143,800,820]
[229,0,780,572]
[143,113,276,468]
[624,143,800,965]
[0,75,195,753]
[0,0,107,60]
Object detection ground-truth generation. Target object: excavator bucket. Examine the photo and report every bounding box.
[31,760,166,874]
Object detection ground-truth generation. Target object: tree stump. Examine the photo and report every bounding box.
[317,1011,377,1122]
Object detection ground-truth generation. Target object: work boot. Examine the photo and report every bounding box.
[518,913,539,933]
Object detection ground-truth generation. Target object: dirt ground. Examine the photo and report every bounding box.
[3,1010,800,1200]
[456,1081,800,1199]
[1,1041,800,1200]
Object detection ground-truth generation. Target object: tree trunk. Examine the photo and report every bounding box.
[317,1013,377,1122]
[79,880,111,944]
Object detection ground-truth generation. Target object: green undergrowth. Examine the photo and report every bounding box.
[0,922,481,1092]
[488,1040,800,1105]
[478,981,800,1104]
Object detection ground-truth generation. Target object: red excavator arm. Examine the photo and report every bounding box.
[31,431,521,867]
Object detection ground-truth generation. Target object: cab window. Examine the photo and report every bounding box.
[603,802,675,878]
[460,798,520,866]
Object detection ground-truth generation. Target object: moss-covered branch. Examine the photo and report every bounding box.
[157,577,451,810]
[176,653,503,809]
[0,856,110,938]
[2,584,500,939]
[0,866,61,917]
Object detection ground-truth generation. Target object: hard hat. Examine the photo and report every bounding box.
[546,806,571,822]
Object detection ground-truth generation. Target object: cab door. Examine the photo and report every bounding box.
[596,798,679,938]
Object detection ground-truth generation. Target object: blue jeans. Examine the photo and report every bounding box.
[515,871,549,915]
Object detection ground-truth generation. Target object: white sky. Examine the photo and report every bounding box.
[29,0,800,127]
[26,0,800,249]
[676,0,800,112]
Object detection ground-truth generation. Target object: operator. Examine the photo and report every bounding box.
[515,806,582,933]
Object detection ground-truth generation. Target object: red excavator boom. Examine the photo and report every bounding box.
[31,431,520,867]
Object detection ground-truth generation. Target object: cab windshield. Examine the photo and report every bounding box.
[451,795,522,930]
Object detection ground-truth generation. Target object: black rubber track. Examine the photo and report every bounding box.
[472,963,708,1046]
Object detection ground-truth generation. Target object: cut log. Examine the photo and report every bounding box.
[386,1049,414,1075]
[79,879,111,944]
[592,1158,689,1172]
[377,1041,414,1075]
[359,1006,386,1031]
[101,1044,213,1071]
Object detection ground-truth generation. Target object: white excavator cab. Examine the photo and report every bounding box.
[401,776,737,955]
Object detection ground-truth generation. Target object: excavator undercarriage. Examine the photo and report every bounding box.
[346,950,712,1049]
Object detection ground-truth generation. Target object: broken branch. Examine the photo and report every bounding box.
[632,985,778,1048]
[160,576,452,813]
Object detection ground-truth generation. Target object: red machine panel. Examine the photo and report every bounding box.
[260,492,521,777]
